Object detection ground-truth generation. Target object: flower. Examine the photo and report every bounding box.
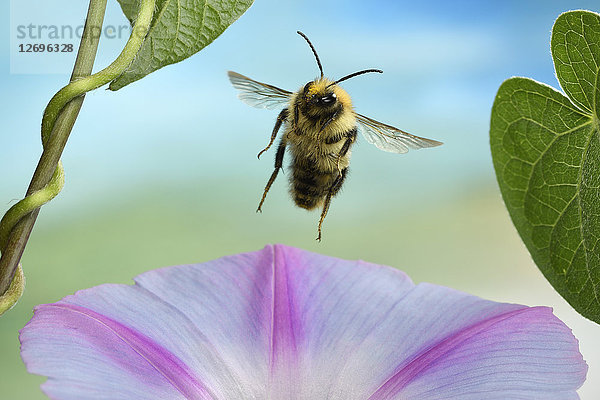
[20,244,586,399]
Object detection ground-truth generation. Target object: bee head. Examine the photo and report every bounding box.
[303,80,338,108]
[295,31,383,115]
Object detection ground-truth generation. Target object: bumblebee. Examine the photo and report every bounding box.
[228,31,442,240]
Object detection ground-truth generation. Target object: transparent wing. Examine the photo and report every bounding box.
[355,113,443,153]
[228,71,292,110]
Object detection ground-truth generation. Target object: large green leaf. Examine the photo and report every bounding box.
[490,10,600,323]
[110,0,254,90]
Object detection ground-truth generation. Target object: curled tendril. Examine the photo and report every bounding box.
[0,0,156,315]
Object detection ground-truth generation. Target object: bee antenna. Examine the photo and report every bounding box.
[330,69,383,86]
[297,31,324,78]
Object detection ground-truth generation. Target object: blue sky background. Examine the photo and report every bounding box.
[2,0,600,398]
[4,0,596,207]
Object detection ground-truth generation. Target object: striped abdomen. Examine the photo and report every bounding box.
[290,156,342,210]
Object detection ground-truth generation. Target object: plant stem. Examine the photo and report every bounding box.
[0,0,108,294]
[0,0,156,297]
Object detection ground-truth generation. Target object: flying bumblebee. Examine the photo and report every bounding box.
[228,31,442,241]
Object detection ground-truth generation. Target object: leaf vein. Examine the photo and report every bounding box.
[575,127,600,303]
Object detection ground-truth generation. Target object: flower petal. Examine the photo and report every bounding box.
[383,304,588,399]
[21,300,211,399]
[20,244,586,400]
[21,249,277,399]
[260,246,586,399]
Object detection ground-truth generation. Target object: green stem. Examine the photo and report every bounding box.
[0,0,156,311]
[41,4,156,146]
[0,0,108,306]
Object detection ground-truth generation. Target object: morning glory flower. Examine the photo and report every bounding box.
[21,244,586,399]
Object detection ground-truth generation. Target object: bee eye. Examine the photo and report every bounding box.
[321,93,337,105]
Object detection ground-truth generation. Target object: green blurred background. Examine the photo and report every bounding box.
[3,0,600,398]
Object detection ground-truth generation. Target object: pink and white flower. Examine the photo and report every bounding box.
[20,245,587,399]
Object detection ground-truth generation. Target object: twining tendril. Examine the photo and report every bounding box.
[0,0,156,315]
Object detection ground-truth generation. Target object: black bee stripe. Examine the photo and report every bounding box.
[293,169,328,194]
[294,172,317,186]
[291,158,335,207]
[300,103,343,123]
[325,126,356,145]
[292,167,348,210]
[325,132,345,144]
[294,183,327,198]
[302,112,322,123]
[294,195,319,209]
[293,158,330,175]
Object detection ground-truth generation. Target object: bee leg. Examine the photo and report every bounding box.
[257,139,286,213]
[258,108,288,159]
[335,128,357,174]
[292,103,300,134]
[287,103,301,139]
[316,167,348,241]
[315,110,342,147]
[318,109,341,136]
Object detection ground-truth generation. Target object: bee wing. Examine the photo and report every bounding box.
[228,71,293,110]
[355,113,443,153]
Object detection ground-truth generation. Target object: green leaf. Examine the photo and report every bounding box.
[110,0,254,90]
[490,10,600,323]
[552,10,600,115]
